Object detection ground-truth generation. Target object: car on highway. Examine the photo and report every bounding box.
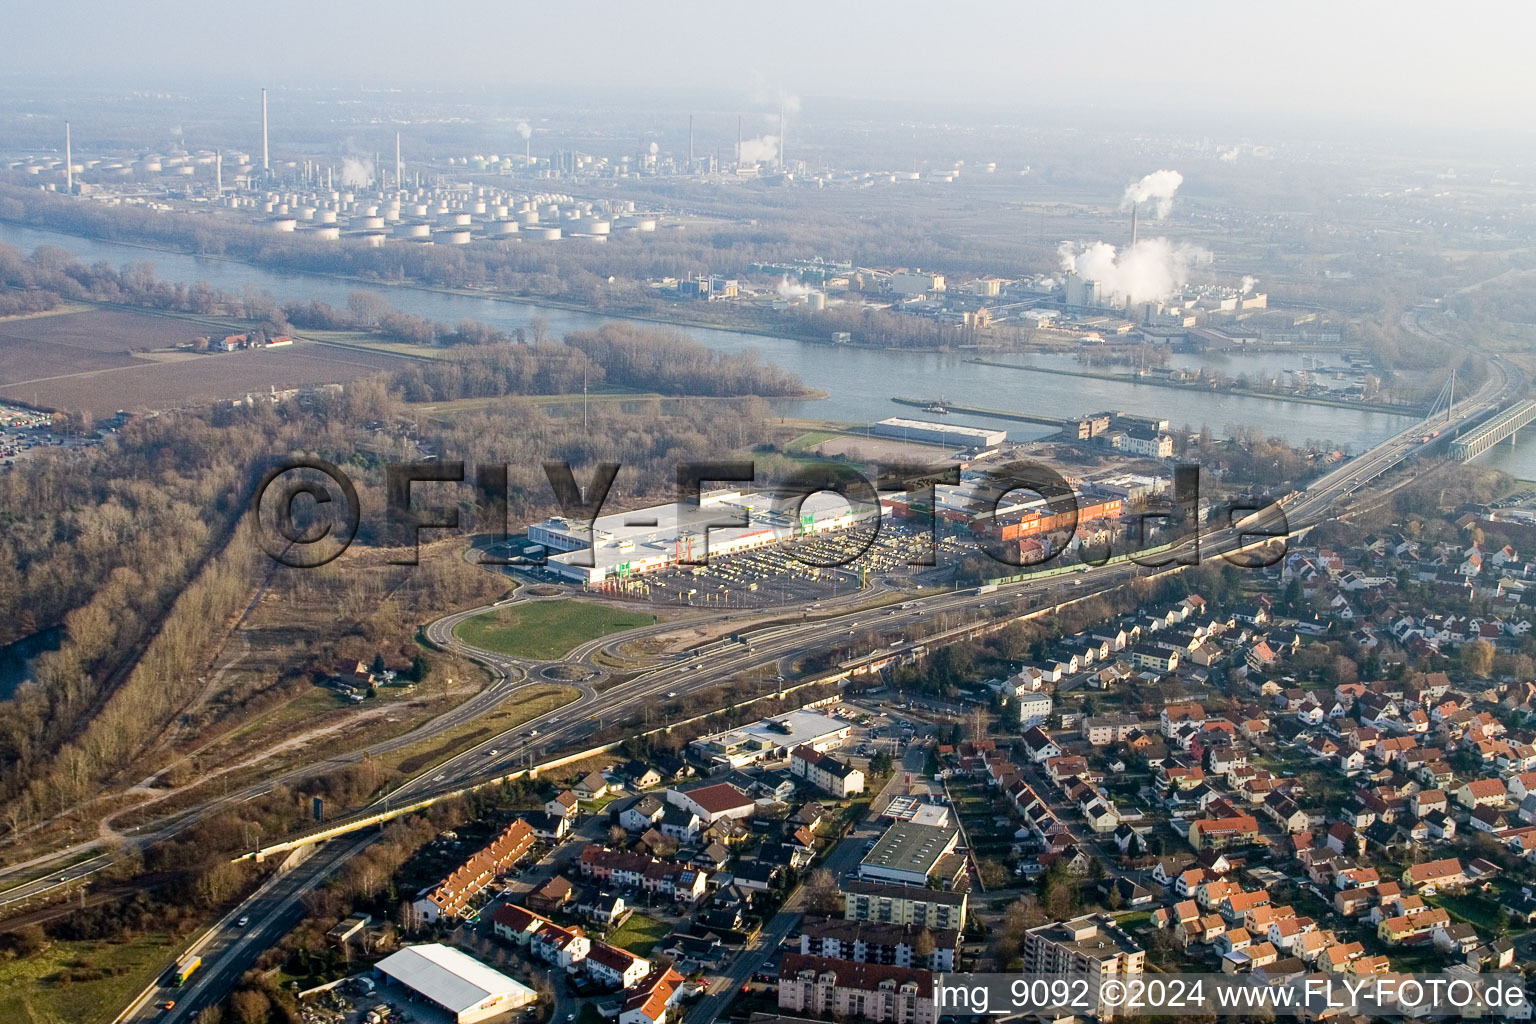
[434,774,446,782]
[487,749,499,756]
[162,1001,176,1010]
[237,915,249,927]
[666,691,677,698]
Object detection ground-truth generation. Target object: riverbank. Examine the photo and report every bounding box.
[0,219,1422,453]
[968,359,1424,416]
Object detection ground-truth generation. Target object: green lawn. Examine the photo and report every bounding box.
[608,913,672,955]
[1428,892,1509,934]
[453,600,654,660]
[0,932,183,1024]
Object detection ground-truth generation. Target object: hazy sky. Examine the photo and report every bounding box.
[9,0,1536,134]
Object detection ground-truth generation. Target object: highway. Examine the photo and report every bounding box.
[120,835,377,1023]
[9,304,1524,1019]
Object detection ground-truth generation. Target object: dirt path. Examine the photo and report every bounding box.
[103,701,419,828]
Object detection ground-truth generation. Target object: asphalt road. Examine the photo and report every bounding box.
[123,834,377,1023]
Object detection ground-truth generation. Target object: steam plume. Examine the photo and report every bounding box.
[516,121,532,140]
[1121,169,1184,219]
[340,156,373,187]
[776,276,812,299]
[1059,237,1206,305]
[739,135,779,164]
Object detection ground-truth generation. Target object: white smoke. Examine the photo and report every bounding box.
[340,156,373,187]
[739,135,779,164]
[1059,237,1206,305]
[516,121,532,140]
[776,275,812,299]
[648,141,659,156]
[1219,146,1242,163]
[1121,169,1184,219]
[1240,275,1258,295]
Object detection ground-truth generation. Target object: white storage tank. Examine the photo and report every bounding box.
[271,218,297,232]
[316,209,338,224]
[437,228,473,245]
[297,206,317,221]
[518,210,539,225]
[394,222,432,238]
[488,220,520,236]
[356,215,386,230]
[531,227,561,241]
[309,225,341,241]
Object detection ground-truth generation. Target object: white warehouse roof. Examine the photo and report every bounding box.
[375,943,534,1018]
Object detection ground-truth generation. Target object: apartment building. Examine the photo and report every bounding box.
[778,954,935,1024]
[1022,916,1145,1021]
[842,881,968,931]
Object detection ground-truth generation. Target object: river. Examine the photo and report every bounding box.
[0,222,1421,453]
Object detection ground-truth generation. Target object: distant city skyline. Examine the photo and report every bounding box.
[7,0,1536,138]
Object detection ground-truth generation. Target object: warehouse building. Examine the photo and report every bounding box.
[373,943,537,1023]
[528,488,870,585]
[690,709,852,769]
[870,418,1006,449]
[858,822,962,887]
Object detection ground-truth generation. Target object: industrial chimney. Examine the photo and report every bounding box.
[778,103,786,171]
[64,122,72,194]
[261,88,269,173]
[395,132,402,190]
[215,148,222,192]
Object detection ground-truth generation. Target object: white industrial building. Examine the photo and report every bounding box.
[858,822,961,887]
[373,944,537,1024]
[527,488,871,585]
[870,418,1007,449]
[690,709,852,769]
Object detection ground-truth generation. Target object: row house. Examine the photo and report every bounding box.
[412,819,537,924]
[577,846,709,901]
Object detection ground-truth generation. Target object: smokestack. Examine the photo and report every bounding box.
[688,115,694,167]
[215,149,222,192]
[779,102,786,172]
[64,122,72,194]
[261,88,269,172]
[395,132,402,190]
[1130,204,1138,248]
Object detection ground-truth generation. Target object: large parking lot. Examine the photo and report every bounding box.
[607,522,945,608]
